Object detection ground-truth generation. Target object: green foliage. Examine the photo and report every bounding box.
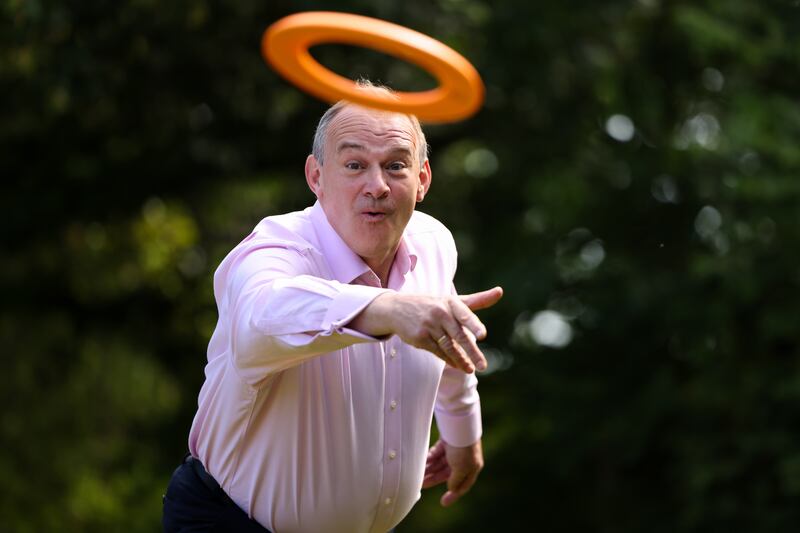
[2,0,800,531]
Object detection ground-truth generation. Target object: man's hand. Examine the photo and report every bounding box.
[350,287,503,373]
[422,439,484,507]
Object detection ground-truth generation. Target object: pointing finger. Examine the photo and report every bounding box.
[459,286,503,312]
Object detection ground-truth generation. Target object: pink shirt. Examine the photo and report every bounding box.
[188,201,481,533]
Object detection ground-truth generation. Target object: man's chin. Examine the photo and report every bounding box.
[352,239,397,261]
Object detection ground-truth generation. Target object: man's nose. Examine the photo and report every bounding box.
[363,166,390,198]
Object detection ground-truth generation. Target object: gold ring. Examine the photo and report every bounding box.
[436,334,449,346]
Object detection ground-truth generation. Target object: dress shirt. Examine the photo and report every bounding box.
[188,201,481,533]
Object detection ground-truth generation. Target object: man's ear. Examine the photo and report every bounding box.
[305,155,323,198]
[416,159,432,202]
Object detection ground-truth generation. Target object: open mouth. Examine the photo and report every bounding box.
[362,211,387,221]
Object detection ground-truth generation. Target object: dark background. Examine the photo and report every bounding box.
[3,0,800,531]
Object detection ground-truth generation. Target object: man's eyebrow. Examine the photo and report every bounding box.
[336,142,365,153]
[336,142,414,157]
[387,146,414,157]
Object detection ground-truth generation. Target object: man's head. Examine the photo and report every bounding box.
[305,81,432,274]
[311,82,429,167]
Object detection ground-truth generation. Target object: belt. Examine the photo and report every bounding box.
[185,454,224,495]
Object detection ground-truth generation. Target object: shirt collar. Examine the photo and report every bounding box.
[309,201,419,285]
[310,201,370,284]
[394,236,418,276]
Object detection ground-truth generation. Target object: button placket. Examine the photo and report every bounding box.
[377,340,402,525]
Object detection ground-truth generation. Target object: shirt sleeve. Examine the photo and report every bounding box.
[434,364,482,447]
[432,264,483,447]
[224,244,390,385]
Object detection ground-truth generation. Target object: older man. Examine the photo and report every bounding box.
[163,83,503,533]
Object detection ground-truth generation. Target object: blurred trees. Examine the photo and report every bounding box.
[2,0,800,531]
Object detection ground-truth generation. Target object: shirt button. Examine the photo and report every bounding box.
[384,498,392,505]
[388,450,397,460]
[390,348,397,358]
[390,400,397,410]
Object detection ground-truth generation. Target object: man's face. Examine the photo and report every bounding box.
[305,105,431,269]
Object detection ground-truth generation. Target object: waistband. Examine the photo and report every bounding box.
[185,454,224,495]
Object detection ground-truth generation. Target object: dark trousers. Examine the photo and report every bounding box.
[162,455,271,533]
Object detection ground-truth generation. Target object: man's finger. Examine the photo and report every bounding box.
[446,300,488,370]
[449,298,487,340]
[426,336,459,369]
[439,324,475,373]
[424,457,450,488]
[441,469,479,507]
[459,286,503,312]
[422,467,450,488]
[426,451,446,468]
[425,457,449,476]
[428,440,445,458]
[441,470,469,507]
[451,327,487,372]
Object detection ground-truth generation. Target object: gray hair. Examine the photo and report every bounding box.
[311,80,429,167]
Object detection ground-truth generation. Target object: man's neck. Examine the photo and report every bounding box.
[364,253,395,288]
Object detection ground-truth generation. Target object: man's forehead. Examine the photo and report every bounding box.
[327,105,418,149]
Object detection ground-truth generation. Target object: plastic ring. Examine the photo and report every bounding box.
[261,11,484,123]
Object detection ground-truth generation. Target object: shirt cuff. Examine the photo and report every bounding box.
[434,399,482,447]
[322,284,391,335]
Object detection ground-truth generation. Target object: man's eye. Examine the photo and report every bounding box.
[346,162,361,170]
[388,162,407,171]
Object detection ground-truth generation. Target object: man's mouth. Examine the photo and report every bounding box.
[362,210,387,221]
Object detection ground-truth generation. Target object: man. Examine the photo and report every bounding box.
[163,82,503,533]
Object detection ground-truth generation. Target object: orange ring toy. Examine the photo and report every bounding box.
[261,12,484,123]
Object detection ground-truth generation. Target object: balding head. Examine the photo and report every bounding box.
[311,80,429,167]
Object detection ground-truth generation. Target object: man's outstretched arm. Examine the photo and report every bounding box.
[349,286,503,373]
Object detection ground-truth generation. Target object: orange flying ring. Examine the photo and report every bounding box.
[261,12,484,123]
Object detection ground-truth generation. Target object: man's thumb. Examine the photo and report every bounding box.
[459,286,503,311]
